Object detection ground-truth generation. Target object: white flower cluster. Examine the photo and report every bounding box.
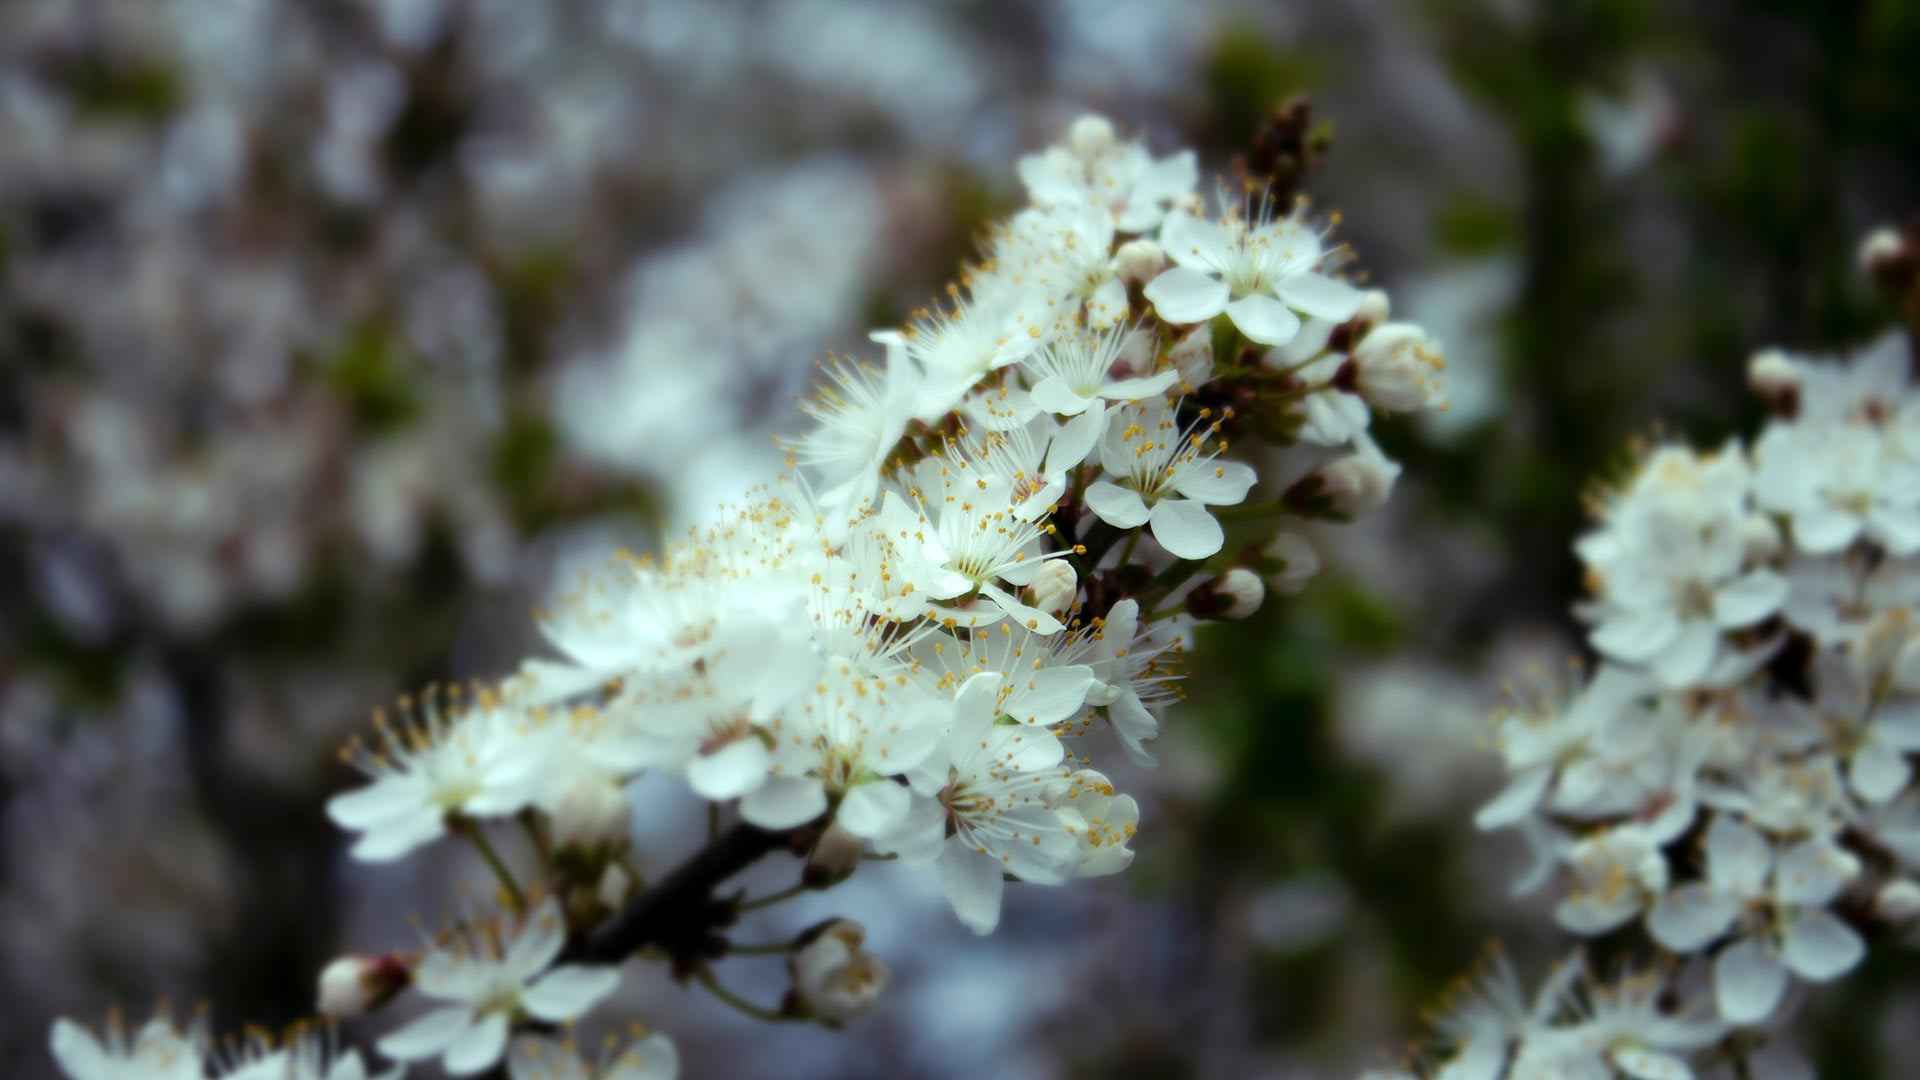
[50,114,1445,1079]
[1402,330,1920,1077]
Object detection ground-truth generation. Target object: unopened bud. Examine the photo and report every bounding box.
[1740,513,1783,564]
[791,919,889,1026]
[1289,450,1399,519]
[1262,532,1320,594]
[1026,559,1078,617]
[1859,226,1906,277]
[551,777,631,855]
[1185,568,1263,620]
[1352,323,1447,413]
[805,822,865,887]
[1068,114,1117,158]
[1168,325,1213,387]
[598,862,633,910]
[1113,238,1166,284]
[318,953,412,1017]
[1747,348,1801,417]
[1354,288,1391,325]
[1879,879,1920,922]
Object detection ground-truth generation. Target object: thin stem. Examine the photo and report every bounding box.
[520,811,555,872]
[726,938,803,956]
[738,881,810,912]
[695,966,797,1023]
[708,800,720,840]
[1115,530,1142,568]
[465,828,527,916]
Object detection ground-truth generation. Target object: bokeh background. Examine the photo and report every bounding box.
[4,1,1918,1076]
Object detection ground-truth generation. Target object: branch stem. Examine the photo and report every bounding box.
[738,881,810,912]
[696,967,797,1023]
[466,828,527,916]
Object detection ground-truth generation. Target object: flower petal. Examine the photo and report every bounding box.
[837,780,911,839]
[1143,266,1229,324]
[1706,815,1773,898]
[523,965,622,1022]
[740,776,828,829]
[1713,569,1789,628]
[1589,607,1680,663]
[1148,498,1224,560]
[1277,272,1365,321]
[1773,839,1859,907]
[1650,619,1718,687]
[687,739,772,801]
[1158,212,1231,270]
[377,1007,474,1062]
[1647,883,1739,953]
[1780,909,1866,981]
[1714,937,1787,1024]
[1084,480,1150,528]
[1224,294,1301,346]
[1007,666,1097,726]
[940,843,1006,935]
[1171,459,1257,506]
[1029,374,1094,417]
[50,1020,110,1080]
[1473,765,1552,831]
[1046,405,1104,474]
[1850,736,1911,803]
[443,1012,509,1076]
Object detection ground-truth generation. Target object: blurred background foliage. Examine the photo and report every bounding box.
[1,1,1917,1077]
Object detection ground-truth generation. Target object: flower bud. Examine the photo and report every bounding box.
[790,919,889,1026]
[1740,512,1783,564]
[1747,348,1801,417]
[1289,449,1399,520]
[1352,322,1447,413]
[1027,559,1078,617]
[1185,569,1264,620]
[1215,568,1265,619]
[805,822,865,887]
[550,776,631,855]
[1068,114,1117,158]
[1879,879,1920,922]
[1859,226,1905,277]
[598,862,633,910]
[1113,238,1166,284]
[1168,325,1213,387]
[317,953,412,1017]
[1262,532,1320,594]
[1353,288,1391,326]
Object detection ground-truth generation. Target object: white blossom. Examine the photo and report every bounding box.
[51,1015,205,1080]
[789,920,890,1024]
[377,898,622,1076]
[507,1034,678,1080]
[1145,201,1363,345]
[1084,398,1255,559]
[326,688,543,863]
[1017,113,1198,234]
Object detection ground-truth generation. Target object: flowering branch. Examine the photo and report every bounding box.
[49,107,1449,1080]
[575,821,806,970]
[1367,227,1920,1079]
